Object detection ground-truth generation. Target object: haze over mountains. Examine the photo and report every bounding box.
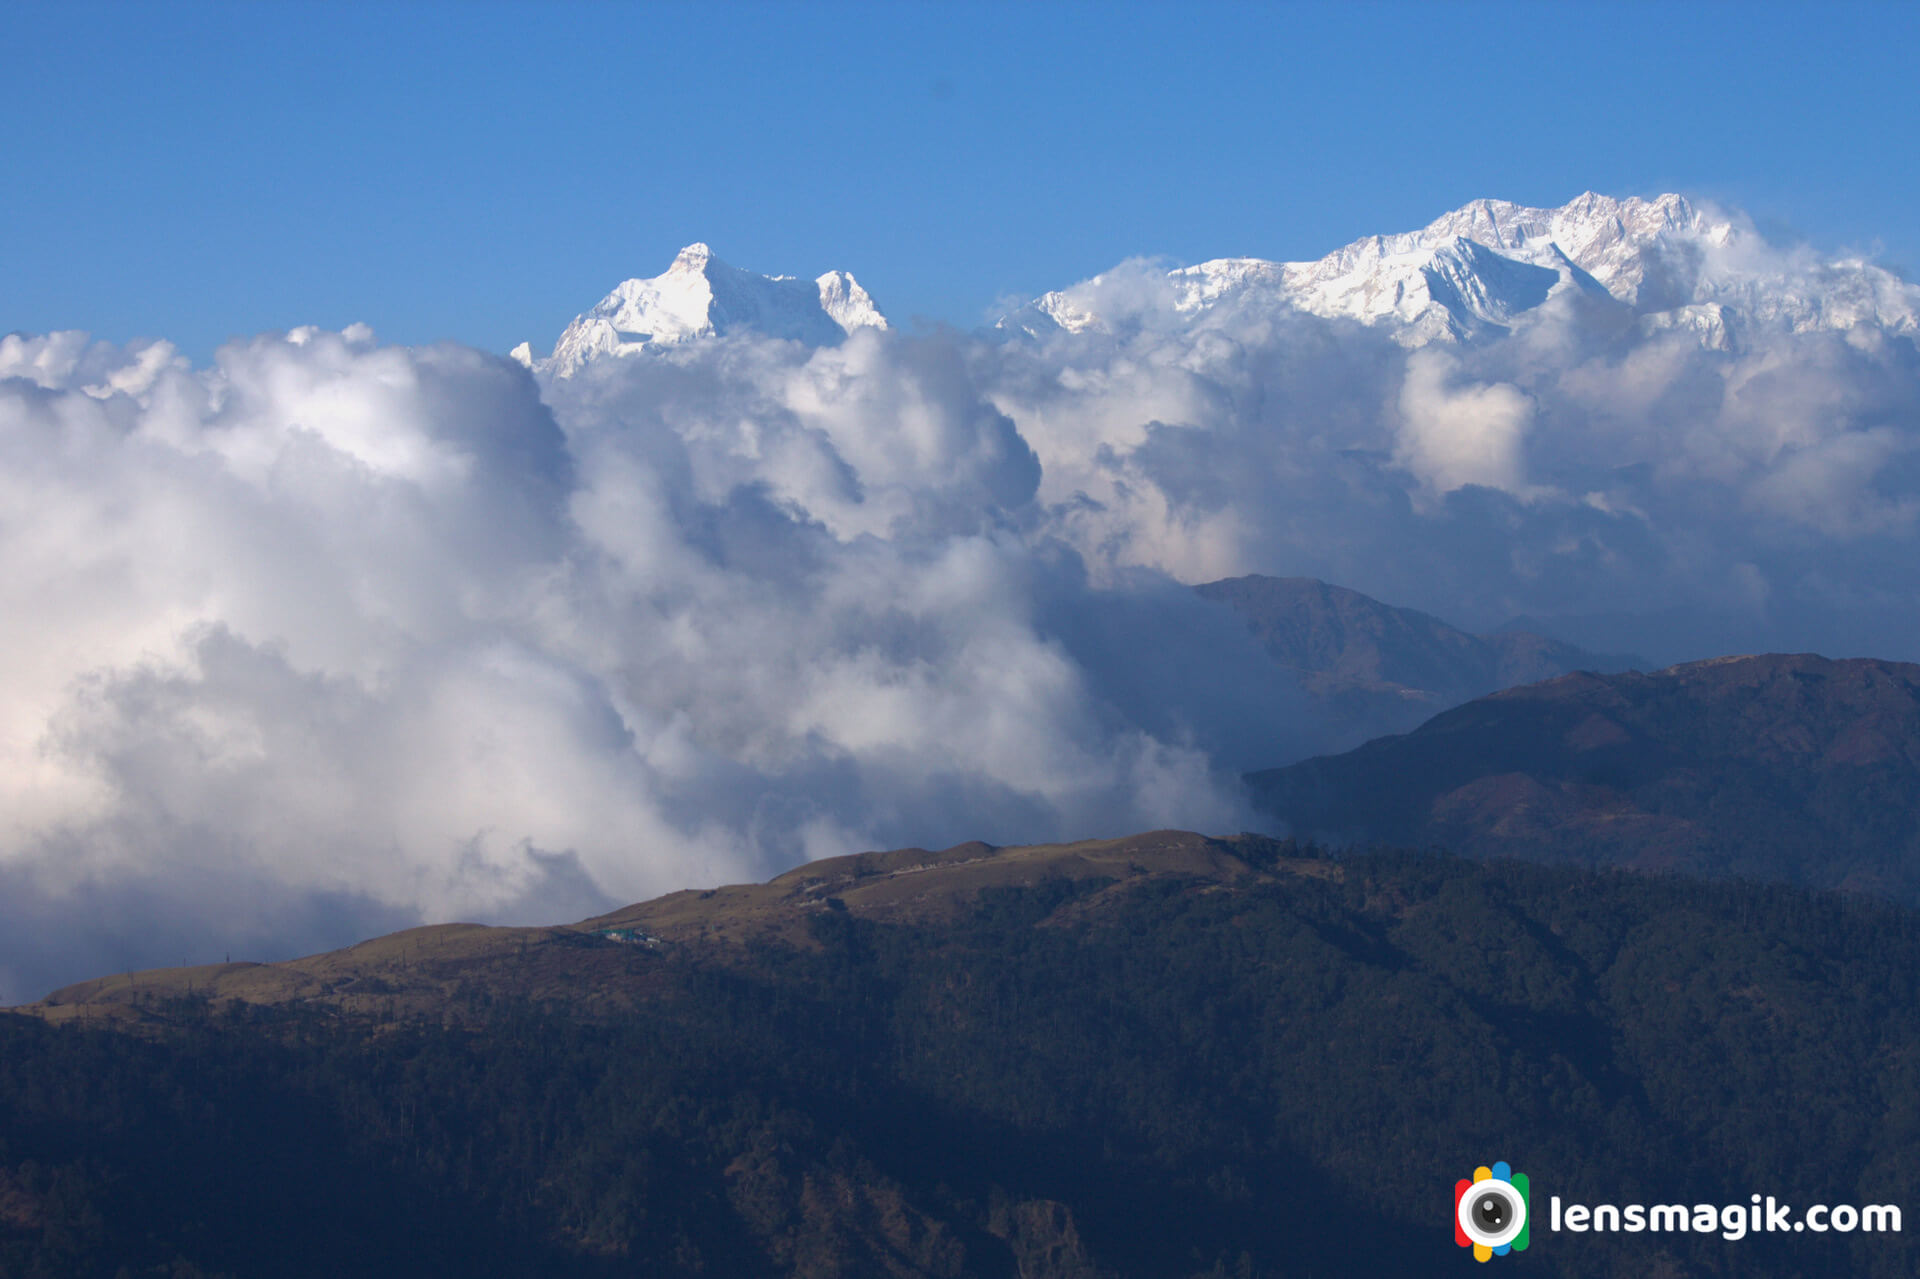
[1196,574,1640,747]
[6,188,1920,1002]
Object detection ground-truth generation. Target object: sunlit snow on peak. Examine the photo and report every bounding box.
[524,244,888,377]
[995,191,1916,351]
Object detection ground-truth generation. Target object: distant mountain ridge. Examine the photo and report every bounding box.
[1196,574,1641,749]
[1250,652,1920,901]
[18,830,1291,1023]
[514,242,887,377]
[997,191,1918,349]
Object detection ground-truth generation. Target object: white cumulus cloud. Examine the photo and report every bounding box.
[9,219,1920,1000]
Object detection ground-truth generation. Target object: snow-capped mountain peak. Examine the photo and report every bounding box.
[816,269,886,335]
[996,192,1915,350]
[519,244,888,377]
[671,241,715,268]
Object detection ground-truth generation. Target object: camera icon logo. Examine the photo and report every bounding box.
[1455,1161,1530,1261]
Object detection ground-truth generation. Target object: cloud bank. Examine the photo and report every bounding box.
[0,323,1286,1001]
[6,223,1920,999]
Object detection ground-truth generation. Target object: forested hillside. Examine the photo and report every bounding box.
[1252,654,1920,901]
[3,843,1916,1278]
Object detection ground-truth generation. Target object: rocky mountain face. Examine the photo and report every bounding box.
[514,242,887,377]
[997,192,1917,349]
[1196,574,1641,750]
[1250,653,1920,900]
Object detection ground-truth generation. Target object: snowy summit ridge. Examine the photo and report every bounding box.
[517,243,887,377]
[997,192,1918,350]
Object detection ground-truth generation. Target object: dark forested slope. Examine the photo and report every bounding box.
[4,835,1917,1278]
[1251,653,1920,901]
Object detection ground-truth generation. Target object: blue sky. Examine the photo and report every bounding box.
[5,0,1916,360]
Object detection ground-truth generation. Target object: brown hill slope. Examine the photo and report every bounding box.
[1249,653,1920,899]
[16,831,1318,1026]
